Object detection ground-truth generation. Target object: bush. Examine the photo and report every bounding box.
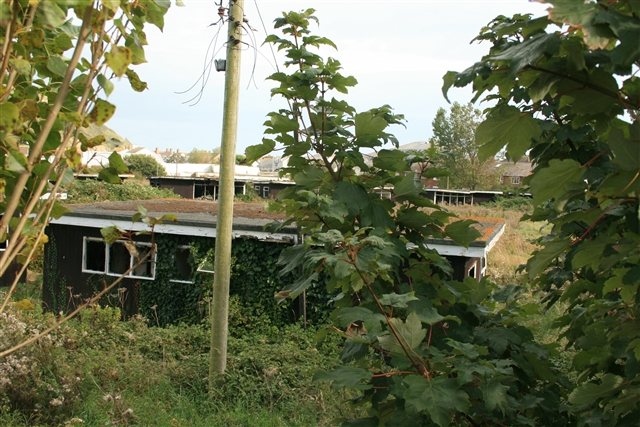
[63,180,179,204]
[125,154,166,177]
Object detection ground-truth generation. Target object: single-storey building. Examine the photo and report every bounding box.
[148,176,295,200]
[42,200,505,324]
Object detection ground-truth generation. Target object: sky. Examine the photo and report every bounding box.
[107,0,549,155]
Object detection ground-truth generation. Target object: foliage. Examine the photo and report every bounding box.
[164,151,187,164]
[188,148,220,164]
[482,195,534,211]
[125,154,166,177]
[136,235,332,327]
[0,0,174,319]
[431,102,501,190]
[445,0,640,424]
[247,10,567,426]
[0,300,356,426]
[63,179,178,204]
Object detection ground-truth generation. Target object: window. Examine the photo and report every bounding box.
[511,176,521,185]
[468,264,477,280]
[254,185,260,191]
[83,237,156,280]
[262,186,270,198]
[171,246,194,283]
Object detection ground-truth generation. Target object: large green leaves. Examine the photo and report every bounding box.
[476,106,540,161]
[529,159,584,207]
[403,376,469,427]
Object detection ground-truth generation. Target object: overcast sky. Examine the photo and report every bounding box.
[107,0,549,154]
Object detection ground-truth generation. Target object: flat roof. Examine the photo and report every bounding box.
[51,200,506,257]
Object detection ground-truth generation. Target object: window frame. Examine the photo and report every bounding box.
[511,176,521,185]
[262,186,270,198]
[82,237,156,280]
[170,245,194,284]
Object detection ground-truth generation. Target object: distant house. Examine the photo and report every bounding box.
[42,200,505,320]
[501,160,532,186]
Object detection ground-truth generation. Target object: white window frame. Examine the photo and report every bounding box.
[170,245,194,284]
[82,237,156,280]
[511,176,521,185]
[262,186,270,198]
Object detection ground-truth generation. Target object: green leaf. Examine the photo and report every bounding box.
[6,151,27,173]
[294,166,325,189]
[98,168,121,184]
[442,71,457,103]
[529,159,584,207]
[372,150,410,172]
[312,366,372,390]
[46,56,67,77]
[394,173,422,198]
[0,102,19,132]
[490,33,560,78]
[416,307,461,326]
[480,380,509,415]
[527,239,571,279]
[245,139,276,164]
[101,225,125,244]
[267,113,299,133]
[355,111,387,139]
[334,182,369,217]
[476,106,540,161]
[609,123,640,172]
[378,312,426,354]
[36,1,66,28]
[9,58,31,75]
[87,99,116,126]
[445,220,481,248]
[403,376,469,426]
[108,151,128,174]
[50,202,72,220]
[125,69,148,92]
[105,46,132,77]
[568,374,624,406]
[379,292,418,308]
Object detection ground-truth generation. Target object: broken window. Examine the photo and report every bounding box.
[82,237,155,280]
[171,246,193,283]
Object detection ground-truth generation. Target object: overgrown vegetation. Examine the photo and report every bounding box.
[125,154,167,178]
[245,10,568,426]
[62,180,179,204]
[0,299,358,426]
[445,0,640,424]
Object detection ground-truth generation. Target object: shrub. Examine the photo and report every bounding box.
[125,154,166,177]
[63,180,179,204]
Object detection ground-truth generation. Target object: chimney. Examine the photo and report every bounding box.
[155,147,159,153]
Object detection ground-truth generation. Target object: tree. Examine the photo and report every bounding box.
[431,102,500,190]
[126,154,166,177]
[164,152,187,164]
[0,0,174,353]
[445,1,640,424]
[247,10,565,426]
[188,147,221,164]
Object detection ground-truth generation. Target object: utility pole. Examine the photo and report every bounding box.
[209,0,244,385]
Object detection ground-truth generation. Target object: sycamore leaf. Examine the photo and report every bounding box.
[529,159,584,207]
[245,139,276,164]
[403,376,469,427]
[378,312,426,354]
[355,111,387,139]
[527,239,571,279]
[334,182,369,217]
[417,306,461,326]
[568,374,624,406]
[312,366,372,390]
[445,220,481,248]
[476,106,540,161]
[480,380,509,415]
[378,292,418,308]
[490,33,560,78]
[609,124,640,172]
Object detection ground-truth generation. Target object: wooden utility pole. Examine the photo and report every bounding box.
[209,0,244,384]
